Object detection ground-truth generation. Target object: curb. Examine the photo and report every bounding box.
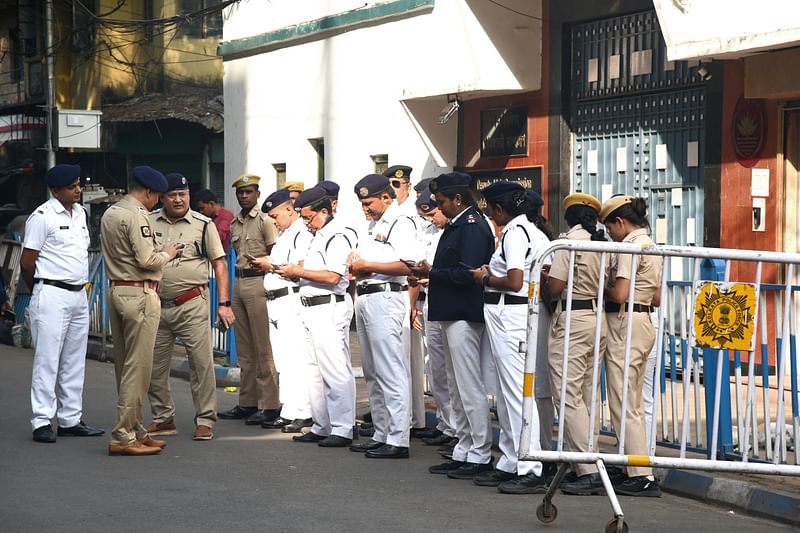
[656,467,800,527]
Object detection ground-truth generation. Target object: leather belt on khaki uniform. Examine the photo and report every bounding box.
[235,267,264,279]
[356,281,408,295]
[161,284,207,308]
[604,301,653,313]
[111,280,160,291]
[300,294,345,307]
[265,286,300,300]
[35,278,85,292]
[484,292,528,305]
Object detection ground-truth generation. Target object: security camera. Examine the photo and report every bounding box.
[438,95,459,125]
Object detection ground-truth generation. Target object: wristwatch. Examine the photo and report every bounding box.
[218,300,232,307]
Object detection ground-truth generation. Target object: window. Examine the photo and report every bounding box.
[273,163,287,190]
[371,153,388,174]
[308,138,325,182]
[72,0,96,53]
[178,0,223,39]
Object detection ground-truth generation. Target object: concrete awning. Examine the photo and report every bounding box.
[101,91,224,133]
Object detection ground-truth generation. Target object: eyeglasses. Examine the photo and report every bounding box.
[390,179,408,189]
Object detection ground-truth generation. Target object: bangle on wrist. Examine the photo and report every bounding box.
[218,300,231,307]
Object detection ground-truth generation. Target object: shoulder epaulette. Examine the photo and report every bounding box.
[190,211,212,223]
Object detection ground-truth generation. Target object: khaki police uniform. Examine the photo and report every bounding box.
[147,208,225,429]
[605,227,662,477]
[101,195,170,446]
[230,208,279,410]
[548,225,606,476]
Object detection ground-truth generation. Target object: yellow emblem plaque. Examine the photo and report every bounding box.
[693,282,756,351]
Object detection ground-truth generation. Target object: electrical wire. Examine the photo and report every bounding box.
[486,0,542,20]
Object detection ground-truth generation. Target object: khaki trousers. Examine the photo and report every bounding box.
[549,308,606,475]
[605,311,655,477]
[233,277,279,409]
[148,289,217,427]
[108,285,161,445]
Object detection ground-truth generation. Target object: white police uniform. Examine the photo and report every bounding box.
[356,201,420,448]
[483,214,550,476]
[264,217,314,422]
[300,216,356,439]
[25,198,90,430]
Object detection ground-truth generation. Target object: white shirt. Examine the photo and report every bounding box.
[299,216,355,296]
[264,217,313,291]
[356,201,420,284]
[24,198,89,284]
[487,214,550,298]
[421,223,443,266]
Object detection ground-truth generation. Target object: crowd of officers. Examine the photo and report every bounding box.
[22,162,662,498]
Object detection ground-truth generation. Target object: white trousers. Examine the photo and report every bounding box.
[422,302,455,436]
[534,304,555,452]
[410,327,427,429]
[484,300,543,476]
[268,292,312,420]
[302,295,355,439]
[441,320,493,464]
[29,283,89,430]
[644,312,660,449]
[357,291,411,447]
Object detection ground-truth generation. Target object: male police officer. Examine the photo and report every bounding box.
[21,164,104,443]
[101,165,181,456]
[218,174,280,426]
[146,173,234,441]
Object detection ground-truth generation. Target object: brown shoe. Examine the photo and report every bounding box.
[139,435,167,449]
[146,421,177,436]
[193,425,214,441]
[108,440,162,456]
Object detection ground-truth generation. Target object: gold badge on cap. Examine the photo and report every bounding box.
[242,176,249,184]
[359,187,369,198]
[395,169,404,178]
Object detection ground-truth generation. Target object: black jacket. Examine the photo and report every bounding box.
[427,205,494,323]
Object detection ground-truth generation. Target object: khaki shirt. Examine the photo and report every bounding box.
[549,225,601,300]
[230,208,277,269]
[608,228,662,305]
[150,208,226,300]
[101,195,168,282]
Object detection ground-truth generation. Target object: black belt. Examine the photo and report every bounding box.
[36,278,84,292]
[356,282,408,295]
[561,299,596,311]
[605,301,653,313]
[417,292,426,302]
[236,268,264,279]
[484,292,528,305]
[266,286,300,300]
[301,294,346,307]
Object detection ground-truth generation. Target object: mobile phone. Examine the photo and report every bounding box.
[216,319,227,333]
[400,259,418,268]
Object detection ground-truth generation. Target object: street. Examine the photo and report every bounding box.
[0,345,793,533]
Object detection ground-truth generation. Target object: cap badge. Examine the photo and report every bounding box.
[265,201,273,208]
[395,169,403,178]
[421,204,430,211]
[242,176,249,183]
[181,177,186,185]
[358,187,369,198]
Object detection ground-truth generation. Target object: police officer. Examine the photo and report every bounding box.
[218,174,280,426]
[20,164,104,443]
[284,181,305,202]
[101,165,180,456]
[348,174,420,459]
[383,165,416,217]
[599,195,663,497]
[146,173,234,442]
[277,185,357,447]
[250,188,314,432]
[412,172,496,479]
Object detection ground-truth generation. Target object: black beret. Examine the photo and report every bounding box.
[261,188,292,212]
[132,165,168,193]
[319,180,340,198]
[482,181,524,203]
[413,177,434,193]
[46,164,81,188]
[430,171,471,193]
[526,189,544,209]
[164,172,189,192]
[294,185,329,210]
[415,189,439,213]
[354,174,392,199]
[383,165,412,180]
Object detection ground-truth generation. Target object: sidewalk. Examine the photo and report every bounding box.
[84,335,800,527]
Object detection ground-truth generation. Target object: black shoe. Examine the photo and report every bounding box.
[542,463,559,485]
[218,405,257,420]
[429,460,466,474]
[414,428,443,440]
[245,409,279,426]
[365,444,409,459]
[361,412,372,424]
[57,421,104,437]
[614,476,661,497]
[560,472,606,495]
[422,433,455,446]
[359,426,375,437]
[33,425,56,443]
[281,418,313,433]
[498,473,548,494]
[349,439,384,453]
[438,443,455,458]
[318,435,352,447]
[607,465,628,485]
[447,461,494,480]
[473,469,516,487]
[293,431,327,443]
[261,416,292,429]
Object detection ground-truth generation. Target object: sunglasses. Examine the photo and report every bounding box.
[390,179,408,189]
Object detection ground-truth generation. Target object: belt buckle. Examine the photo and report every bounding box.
[300,296,309,306]
[266,290,276,301]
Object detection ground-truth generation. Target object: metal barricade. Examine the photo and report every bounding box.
[520,239,800,532]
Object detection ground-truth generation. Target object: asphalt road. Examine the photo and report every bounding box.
[0,345,794,533]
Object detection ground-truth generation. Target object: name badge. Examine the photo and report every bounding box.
[59,225,69,230]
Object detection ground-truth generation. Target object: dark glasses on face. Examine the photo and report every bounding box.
[390,179,407,189]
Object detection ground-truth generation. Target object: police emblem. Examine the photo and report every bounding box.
[141,226,152,237]
[242,176,249,184]
[265,201,273,209]
[466,214,476,223]
[181,177,187,185]
[395,169,404,178]
[359,187,369,198]
[694,282,756,350]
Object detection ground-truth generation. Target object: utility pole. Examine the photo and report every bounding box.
[44,0,56,170]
